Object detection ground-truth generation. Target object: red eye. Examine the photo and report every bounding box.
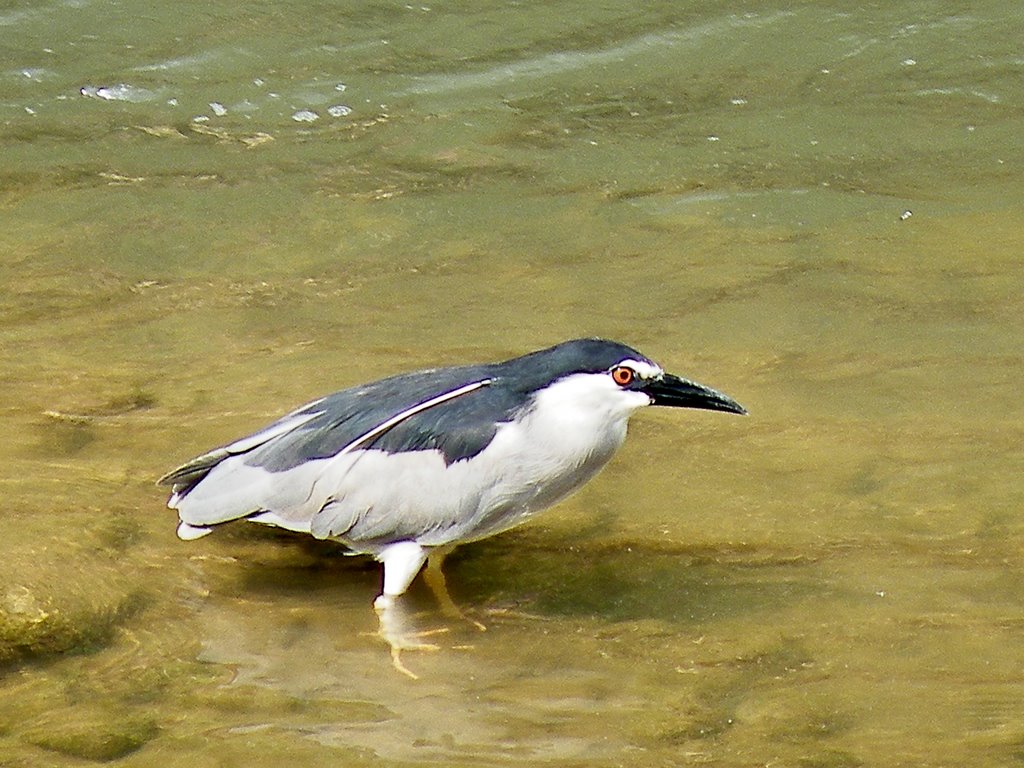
[611,366,635,386]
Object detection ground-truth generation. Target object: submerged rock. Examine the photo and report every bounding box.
[0,514,148,667]
[0,582,144,665]
[22,711,159,761]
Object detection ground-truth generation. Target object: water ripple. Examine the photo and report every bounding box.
[396,11,793,96]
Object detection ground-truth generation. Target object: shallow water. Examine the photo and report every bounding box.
[2,0,1024,765]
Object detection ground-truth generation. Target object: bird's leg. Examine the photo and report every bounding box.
[373,541,446,679]
[374,540,428,610]
[374,597,450,679]
[424,547,486,632]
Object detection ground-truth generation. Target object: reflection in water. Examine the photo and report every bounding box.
[1,0,1023,765]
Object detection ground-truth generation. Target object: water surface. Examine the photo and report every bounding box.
[2,1,1023,765]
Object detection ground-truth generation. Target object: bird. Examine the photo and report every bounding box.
[159,338,746,618]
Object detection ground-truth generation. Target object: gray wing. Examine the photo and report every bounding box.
[159,364,528,505]
[241,363,518,474]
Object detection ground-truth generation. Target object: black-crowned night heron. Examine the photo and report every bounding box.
[159,339,745,670]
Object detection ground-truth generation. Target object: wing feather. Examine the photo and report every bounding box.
[160,363,523,534]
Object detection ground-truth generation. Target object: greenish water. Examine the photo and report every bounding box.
[2,1,1023,765]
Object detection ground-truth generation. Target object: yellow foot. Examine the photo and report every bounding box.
[391,647,420,680]
[389,635,444,680]
[437,596,487,633]
[375,595,451,679]
[482,605,547,622]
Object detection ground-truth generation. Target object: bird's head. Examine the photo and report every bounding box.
[508,339,747,419]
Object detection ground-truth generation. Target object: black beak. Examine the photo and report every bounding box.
[642,373,747,415]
